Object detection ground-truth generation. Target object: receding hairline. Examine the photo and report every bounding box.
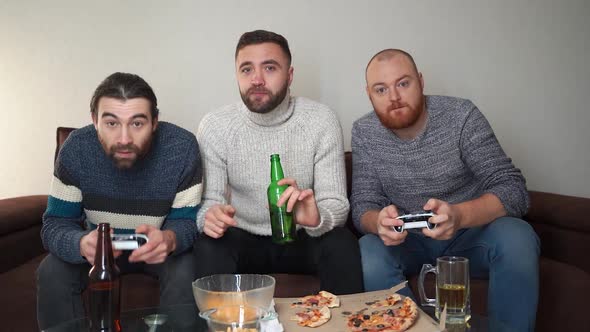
[365,49,419,83]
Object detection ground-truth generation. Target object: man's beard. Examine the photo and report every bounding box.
[99,136,152,169]
[374,100,423,130]
[240,80,289,114]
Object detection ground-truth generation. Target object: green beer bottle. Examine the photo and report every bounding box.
[267,154,296,244]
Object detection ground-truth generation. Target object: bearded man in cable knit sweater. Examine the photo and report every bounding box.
[352,49,540,331]
[193,30,363,294]
[36,73,202,330]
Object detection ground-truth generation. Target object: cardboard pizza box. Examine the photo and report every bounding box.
[275,282,443,331]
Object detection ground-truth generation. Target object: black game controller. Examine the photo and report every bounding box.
[392,211,436,233]
[111,234,149,250]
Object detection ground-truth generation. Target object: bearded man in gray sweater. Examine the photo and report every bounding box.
[193,30,363,294]
[351,49,540,331]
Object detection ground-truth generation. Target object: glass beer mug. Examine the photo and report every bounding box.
[418,256,471,324]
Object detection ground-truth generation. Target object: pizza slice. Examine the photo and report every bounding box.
[393,297,418,329]
[291,306,331,327]
[291,290,340,308]
[369,294,402,308]
[345,296,419,332]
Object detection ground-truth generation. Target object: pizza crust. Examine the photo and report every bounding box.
[369,293,402,308]
[291,290,340,308]
[319,291,340,308]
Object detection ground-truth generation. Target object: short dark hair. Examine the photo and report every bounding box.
[90,72,159,119]
[365,49,419,82]
[235,30,292,65]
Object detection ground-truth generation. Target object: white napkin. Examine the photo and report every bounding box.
[261,299,284,332]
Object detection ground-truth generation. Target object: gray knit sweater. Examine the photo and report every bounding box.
[196,94,349,237]
[350,95,529,232]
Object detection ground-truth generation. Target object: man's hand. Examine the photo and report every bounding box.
[422,199,463,240]
[203,204,237,239]
[128,225,176,264]
[80,229,122,265]
[374,205,408,246]
[276,178,320,227]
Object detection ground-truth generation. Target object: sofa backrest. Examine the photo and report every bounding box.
[525,191,590,274]
[52,128,590,273]
[55,127,76,161]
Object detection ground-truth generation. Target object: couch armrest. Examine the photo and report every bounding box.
[0,195,48,273]
[524,190,590,274]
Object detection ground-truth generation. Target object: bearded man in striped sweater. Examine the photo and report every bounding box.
[36,72,202,330]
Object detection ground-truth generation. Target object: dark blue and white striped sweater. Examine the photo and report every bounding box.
[42,122,202,264]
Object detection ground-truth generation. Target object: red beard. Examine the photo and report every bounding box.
[376,102,423,130]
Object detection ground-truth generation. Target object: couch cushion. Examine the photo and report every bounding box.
[536,257,590,331]
[0,195,47,235]
[525,191,590,274]
[0,254,46,332]
[531,221,590,275]
[526,191,590,232]
[0,223,45,273]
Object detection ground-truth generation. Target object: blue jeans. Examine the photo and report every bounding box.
[360,217,540,332]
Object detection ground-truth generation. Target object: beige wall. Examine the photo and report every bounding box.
[1,0,589,199]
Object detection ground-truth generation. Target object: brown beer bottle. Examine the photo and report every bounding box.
[88,223,121,331]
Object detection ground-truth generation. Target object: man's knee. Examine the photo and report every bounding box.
[490,217,540,258]
[359,234,397,273]
[359,233,389,258]
[192,232,239,277]
[164,251,196,282]
[318,227,359,252]
[158,251,197,305]
[37,254,87,330]
[193,227,250,257]
[37,254,85,288]
[193,233,227,259]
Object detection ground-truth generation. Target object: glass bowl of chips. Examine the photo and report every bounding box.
[192,274,276,312]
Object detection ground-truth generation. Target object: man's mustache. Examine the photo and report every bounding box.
[387,102,408,111]
[247,87,271,95]
[111,144,139,153]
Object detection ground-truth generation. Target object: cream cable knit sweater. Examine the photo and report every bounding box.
[196,94,349,237]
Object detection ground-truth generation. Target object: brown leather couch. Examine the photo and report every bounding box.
[1,127,589,331]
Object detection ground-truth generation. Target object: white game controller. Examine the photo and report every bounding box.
[111,234,149,250]
[392,211,437,233]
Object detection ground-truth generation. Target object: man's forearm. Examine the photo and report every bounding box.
[456,193,506,228]
[360,209,381,234]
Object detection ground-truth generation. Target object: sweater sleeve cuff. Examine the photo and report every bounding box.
[162,219,198,255]
[485,185,530,218]
[303,206,336,237]
[196,206,210,233]
[63,230,92,264]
